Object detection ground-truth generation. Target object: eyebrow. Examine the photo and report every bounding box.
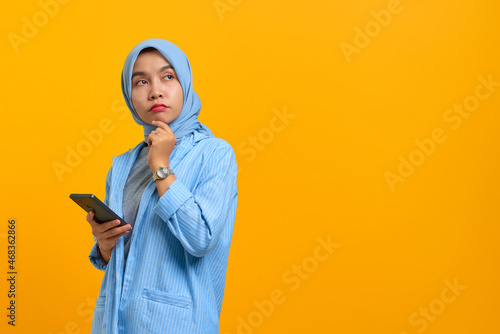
[131,65,174,80]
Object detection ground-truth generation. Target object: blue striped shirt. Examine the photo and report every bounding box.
[88,129,238,333]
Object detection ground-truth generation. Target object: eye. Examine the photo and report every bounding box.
[136,79,147,86]
[164,74,173,80]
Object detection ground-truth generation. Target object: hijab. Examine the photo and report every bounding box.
[121,38,214,143]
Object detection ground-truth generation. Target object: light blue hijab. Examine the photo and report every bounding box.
[121,38,214,143]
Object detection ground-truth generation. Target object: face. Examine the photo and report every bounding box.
[131,50,184,125]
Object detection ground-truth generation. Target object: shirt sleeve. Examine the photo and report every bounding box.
[154,144,238,257]
[88,166,113,271]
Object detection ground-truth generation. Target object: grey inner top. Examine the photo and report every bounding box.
[122,144,151,263]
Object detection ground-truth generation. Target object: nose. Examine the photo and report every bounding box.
[149,80,164,99]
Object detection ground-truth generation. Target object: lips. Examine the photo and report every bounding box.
[150,104,168,112]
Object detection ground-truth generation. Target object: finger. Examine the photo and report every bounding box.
[98,229,130,251]
[109,229,131,241]
[147,132,154,147]
[93,219,122,234]
[86,210,95,223]
[87,211,104,227]
[152,120,174,135]
[100,220,123,233]
[148,129,165,147]
[152,128,165,136]
[102,224,131,239]
[101,229,130,247]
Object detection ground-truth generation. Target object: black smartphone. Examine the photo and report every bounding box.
[70,194,129,226]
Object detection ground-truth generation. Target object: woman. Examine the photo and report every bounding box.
[86,38,238,333]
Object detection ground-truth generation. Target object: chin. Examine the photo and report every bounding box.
[151,117,172,125]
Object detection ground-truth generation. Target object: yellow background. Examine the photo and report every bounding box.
[1,0,499,333]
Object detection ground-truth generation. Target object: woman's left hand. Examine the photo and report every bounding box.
[147,120,176,172]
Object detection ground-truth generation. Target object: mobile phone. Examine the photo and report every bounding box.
[70,194,129,226]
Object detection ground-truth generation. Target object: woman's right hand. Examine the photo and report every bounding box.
[86,211,131,261]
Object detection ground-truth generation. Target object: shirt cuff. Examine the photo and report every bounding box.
[154,179,193,222]
[89,239,108,271]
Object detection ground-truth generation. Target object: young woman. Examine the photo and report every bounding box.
[85,38,238,333]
